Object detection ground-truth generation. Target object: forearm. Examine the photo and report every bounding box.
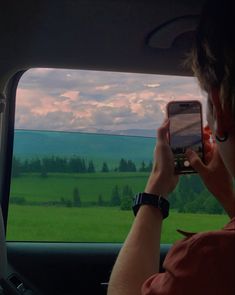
[107,206,163,295]
[108,120,178,295]
[218,190,235,218]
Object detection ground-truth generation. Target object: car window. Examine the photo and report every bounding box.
[6,69,229,243]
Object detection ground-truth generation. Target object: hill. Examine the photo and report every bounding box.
[13,130,156,163]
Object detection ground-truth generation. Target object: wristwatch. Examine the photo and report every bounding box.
[132,192,169,219]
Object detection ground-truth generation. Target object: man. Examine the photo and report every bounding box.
[107,1,235,294]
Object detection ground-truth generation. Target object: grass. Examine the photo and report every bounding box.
[10,172,149,202]
[8,173,229,244]
[7,205,229,244]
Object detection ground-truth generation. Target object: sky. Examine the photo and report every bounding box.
[16,68,207,136]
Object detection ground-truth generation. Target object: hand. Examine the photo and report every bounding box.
[185,126,235,218]
[145,119,179,197]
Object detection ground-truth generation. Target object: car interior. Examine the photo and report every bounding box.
[0,0,210,294]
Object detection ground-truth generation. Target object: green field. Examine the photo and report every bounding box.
[10,172,149,203]
[9,131,229,244]
[7,172,229,244]
[7,205,229,243]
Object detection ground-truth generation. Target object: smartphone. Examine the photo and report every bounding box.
[167,100,204,174]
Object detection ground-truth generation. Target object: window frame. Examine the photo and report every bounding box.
[0,71,25,231]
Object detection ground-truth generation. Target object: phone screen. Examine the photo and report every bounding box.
[167,101,204,174]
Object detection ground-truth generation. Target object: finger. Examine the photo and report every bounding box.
[185,149,207,176]
[204,125,212,134]
[205,151,213,164]
[157,119,169,144]
[204,142,213,153]
[203,133,210,141]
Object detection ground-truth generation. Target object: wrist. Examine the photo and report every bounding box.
[215,191,235,218]
[221,194,235,219]
[145,173,169,196]
[137,205,163,221]
[132,193,170,219]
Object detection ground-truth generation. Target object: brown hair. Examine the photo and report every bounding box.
[188,0,235,117]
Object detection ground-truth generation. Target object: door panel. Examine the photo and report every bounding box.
[7,242,171,294]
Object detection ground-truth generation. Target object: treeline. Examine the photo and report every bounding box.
[12,156,153,177]
[113,176,225,215]
[108,176,225,215]
[169,175,225,215]
[10,175,225,215]
[10,184,134,210]
[11,156,225,215]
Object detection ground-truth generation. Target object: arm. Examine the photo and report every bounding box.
[107,205,163,295]
[107,120,178,295]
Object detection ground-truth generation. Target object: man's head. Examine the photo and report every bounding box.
[189,0,235,177]
[190,0,235,116]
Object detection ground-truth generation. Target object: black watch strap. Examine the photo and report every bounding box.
[132,192,169,219]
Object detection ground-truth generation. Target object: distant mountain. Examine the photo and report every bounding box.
[13,130,156,163]
[65,128,157,137]
[95,129,157,137]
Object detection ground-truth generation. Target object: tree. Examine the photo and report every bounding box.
[68,157,87,173]
[60,197,66,205]
[188,174,204,194]
[29,158,41,172]
[118,158,136,172]
[73,187,81,207]
[11,157,21,177]
[110,185,121,206]
[122,185,133,197]
[66,200,72,207]
[168,191,178,208]
[127,160,136,172]
[22,159,29,173]
[203,197,224,214]
[40,166,48,178]
[119,158,128,172]
[183,192,208,214]
[98,194,104,206]
[138,160,152,172]
[101,162,109,172]
[120,195,133,210]
[10,196,26,205]
[147,161,153,172]
[177,176,195,208]
[139,161,146,172]
[87,160,95,173]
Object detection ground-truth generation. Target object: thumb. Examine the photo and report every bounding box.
[185,149,207,176]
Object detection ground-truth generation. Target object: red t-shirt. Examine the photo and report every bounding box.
[142,217,235,295]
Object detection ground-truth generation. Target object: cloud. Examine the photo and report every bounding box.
[144,83,160,88]
[95,84,117,91]
[60,90,80,101]
[16,69,206,133]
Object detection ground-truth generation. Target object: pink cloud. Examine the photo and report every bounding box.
[95,84,117,91]
[16,69,207,132]
[60,90,80,101]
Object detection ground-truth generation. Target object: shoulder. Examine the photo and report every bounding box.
[169,227,234,253]
[142,228,235,295]
[164,228,235,274]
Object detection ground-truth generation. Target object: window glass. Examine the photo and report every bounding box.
[6,69,229,243]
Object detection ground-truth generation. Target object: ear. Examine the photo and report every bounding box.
[210,87,227,137]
